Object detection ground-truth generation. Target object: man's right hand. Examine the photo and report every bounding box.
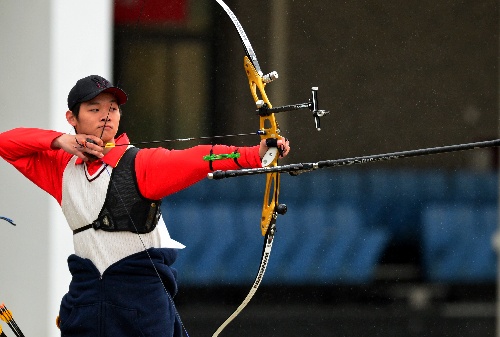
[52,134,104,162]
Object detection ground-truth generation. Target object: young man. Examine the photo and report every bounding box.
[0,75,290,336]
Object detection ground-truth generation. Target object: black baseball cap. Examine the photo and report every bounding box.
[67,75,127,111]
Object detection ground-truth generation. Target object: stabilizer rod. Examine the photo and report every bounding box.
[208,138,500,180]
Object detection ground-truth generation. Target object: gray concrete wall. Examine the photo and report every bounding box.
[0,1,113,336]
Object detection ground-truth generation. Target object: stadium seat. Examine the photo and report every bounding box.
[422,204,497,282]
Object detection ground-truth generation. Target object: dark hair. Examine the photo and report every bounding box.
[71,103,82,118]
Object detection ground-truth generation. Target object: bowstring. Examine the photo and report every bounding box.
[111,2,191,334]
[107,130,264,147]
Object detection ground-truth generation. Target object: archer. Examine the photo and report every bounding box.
[0,74,290,337]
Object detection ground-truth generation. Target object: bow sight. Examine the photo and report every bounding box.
[256,86,329,131]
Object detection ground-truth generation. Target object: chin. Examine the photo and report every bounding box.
[101,129,117,142]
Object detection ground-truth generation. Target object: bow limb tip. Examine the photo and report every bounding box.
[0,217,15,226]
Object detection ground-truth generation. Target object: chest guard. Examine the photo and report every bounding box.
[73,147,161,235]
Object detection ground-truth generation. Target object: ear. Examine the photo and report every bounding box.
[66,110,77,127]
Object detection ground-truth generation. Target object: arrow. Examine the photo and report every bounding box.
[0,304,25,337]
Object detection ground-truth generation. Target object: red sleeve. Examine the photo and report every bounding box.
[0,128,72,204]
[135,144,262,199]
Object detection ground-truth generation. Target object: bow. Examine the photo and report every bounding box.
[0,217,15,226]
[211,1,328,335]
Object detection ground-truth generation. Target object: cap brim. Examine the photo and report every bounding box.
[102,87,128,106]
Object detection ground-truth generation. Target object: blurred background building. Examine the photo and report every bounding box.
[0,0,498,336]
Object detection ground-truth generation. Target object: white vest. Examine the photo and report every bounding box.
[61,154,184,274]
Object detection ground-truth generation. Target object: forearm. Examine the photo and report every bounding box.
[136,144,262,199]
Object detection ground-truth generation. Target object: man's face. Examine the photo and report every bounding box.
[68,92,121,143]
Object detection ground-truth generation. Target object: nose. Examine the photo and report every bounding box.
[100,104,115,121]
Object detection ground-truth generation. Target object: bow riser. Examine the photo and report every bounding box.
[243,55,283,236]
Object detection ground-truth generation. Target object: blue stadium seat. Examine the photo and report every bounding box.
[162,169,498,285]
[261,206,305,284]
[279,169,364,207]
[363,169,451,243]
[223,205,266,284]
[313,205,365,283]
[463,205,497,281]
[279,205,329,284]
[422,204,497,282]
[163,200,276,285]
[341,228,390,283]
[189,203,239,284]
[450,171,498,204]
[262,204,389,285]
[363,169,421,241]
[161,203,209,284]
[417,170,449,203]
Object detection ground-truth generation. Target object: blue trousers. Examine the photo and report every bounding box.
[59,248,183,337]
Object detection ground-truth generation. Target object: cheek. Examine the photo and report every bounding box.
[70,116,80,128]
